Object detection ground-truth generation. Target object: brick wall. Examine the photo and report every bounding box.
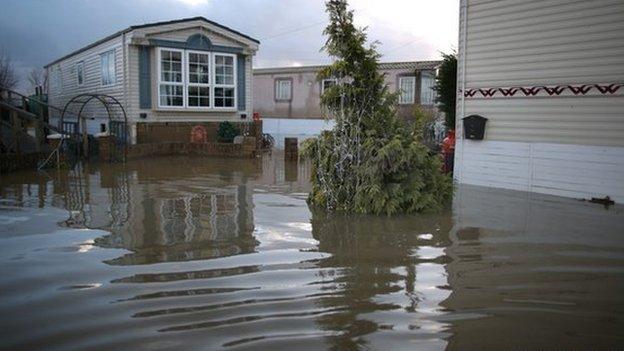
[126,138,257,160]
[136,121,263,144]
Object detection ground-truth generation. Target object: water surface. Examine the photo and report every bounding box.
[1,153,623,350]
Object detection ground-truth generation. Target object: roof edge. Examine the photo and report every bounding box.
[44,16,259,68]
[44,27,131,68]
[129,16,260,44]
[253,60,442,74]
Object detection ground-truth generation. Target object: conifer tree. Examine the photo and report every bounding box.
[301,0,451,215]
[433,52,457,131]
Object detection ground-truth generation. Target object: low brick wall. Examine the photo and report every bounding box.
[126,138,257,160]
[136,121,263,144]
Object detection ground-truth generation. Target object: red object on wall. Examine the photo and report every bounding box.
[190,125,208,143]
[253,112,261,121]
[441,129,456,173]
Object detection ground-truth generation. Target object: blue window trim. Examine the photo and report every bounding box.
[148,38,243,54]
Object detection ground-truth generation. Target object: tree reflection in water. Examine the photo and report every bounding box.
[310,208,453,350]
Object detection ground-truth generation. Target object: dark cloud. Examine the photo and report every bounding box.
[0,0,458,92]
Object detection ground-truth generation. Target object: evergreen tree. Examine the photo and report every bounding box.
[301,0,451,215]
[433,52,457,131]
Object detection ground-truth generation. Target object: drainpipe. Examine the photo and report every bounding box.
[456,0,468,183]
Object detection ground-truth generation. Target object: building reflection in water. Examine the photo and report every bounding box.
[0,156,262,265]
[99,158,260,265]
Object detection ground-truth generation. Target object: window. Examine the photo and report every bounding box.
[398,76,415,104]
[50,66,62,93]
[187,51,210,107]
[213,54,236,108]
[76,62,84,86]
[275,79,292,101]
[100,50,116,86]
[321,79,337,94]
[159,49,184,107]
[420,72,436,105]
[156,48,237,109]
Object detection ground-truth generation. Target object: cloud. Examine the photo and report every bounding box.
[0,0,459,91]
[171,0,209,6]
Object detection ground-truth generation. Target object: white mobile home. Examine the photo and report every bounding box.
[44,17,259,143]
[253,61,441,122]
[454,0,624,203]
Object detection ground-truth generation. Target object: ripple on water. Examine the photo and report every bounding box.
[0,156,623,350]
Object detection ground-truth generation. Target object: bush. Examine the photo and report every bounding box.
[217,121,240,143]
[300,0,451,215]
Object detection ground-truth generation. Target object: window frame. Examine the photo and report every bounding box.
[155,48,238,111]
[186,50,211,110]
[321,78,337,95]
[157,47,186,109]
[420,72,436,105]
[100,49,116,87]
[212,53,237,110]
[76,61,84,87]
[398,76,416,105]
[274,78,292,102]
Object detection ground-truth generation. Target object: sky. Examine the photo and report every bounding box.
[0,0,459,91]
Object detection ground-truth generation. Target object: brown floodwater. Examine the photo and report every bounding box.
[0,152,623,350]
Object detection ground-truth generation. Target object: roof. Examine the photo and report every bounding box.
[44,16,259,68]
[253,60,442,75]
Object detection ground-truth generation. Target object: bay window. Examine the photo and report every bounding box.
[159,49,184,107]
[187,51,210,107]
[157,48,236,109]
[213,54,235,108]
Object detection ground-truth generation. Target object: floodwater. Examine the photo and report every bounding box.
[1,152,623,350]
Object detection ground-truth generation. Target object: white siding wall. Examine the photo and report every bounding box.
[455,0,624,203]
[47,35,125,135]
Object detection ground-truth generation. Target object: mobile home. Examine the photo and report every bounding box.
[454,0,624,202]
[253,61,441,121]
[44,17,259,144]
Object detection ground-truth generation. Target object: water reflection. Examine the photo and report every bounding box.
[444,186,624,350]
[0,153,623,350]
[310,209,454,350]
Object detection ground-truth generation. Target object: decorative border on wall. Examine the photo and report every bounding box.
[461,83,623,98]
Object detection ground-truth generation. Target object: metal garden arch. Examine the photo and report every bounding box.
[60,93,128,161]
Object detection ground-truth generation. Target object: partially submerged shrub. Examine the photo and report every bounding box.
[217,121,240,143]
[301,0,451,215]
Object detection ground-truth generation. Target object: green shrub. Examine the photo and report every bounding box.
[217,121,240,143]
[300,0,451,215]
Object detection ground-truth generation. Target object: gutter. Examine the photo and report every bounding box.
[456,0,468,183]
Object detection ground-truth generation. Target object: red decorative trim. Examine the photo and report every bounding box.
[461,83,623,98]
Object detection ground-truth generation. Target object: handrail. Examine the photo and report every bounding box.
[0,86,83,121]
[0,100,67,135]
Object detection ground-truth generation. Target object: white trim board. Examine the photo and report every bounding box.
[454,140,624,203]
